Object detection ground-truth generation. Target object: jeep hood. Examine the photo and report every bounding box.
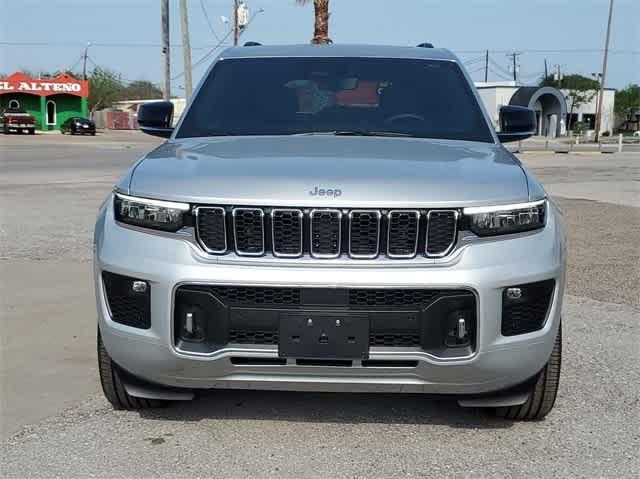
[126,136,529,207]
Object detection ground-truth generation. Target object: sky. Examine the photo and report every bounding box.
[1,0,638,94]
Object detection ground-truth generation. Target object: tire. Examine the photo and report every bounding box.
[495,323,562,421]
[28,129,35,135]
[97,330,166,410]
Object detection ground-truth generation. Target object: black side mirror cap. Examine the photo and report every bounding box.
[138,101,174,138]
[497,105,536,143]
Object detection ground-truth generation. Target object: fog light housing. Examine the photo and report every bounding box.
[502,280,555,336]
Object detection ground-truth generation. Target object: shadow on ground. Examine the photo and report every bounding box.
[137,389,515,430]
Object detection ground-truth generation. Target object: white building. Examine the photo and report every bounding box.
[476,82,615,137]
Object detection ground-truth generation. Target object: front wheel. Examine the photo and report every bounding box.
[495,324,562,420]
[97,331,166,410]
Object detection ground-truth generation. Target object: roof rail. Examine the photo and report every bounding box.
[243,41,262,47]
[416,42,434,48]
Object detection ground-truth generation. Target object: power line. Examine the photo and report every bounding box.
[171,7,263,82]
[488,67,512,81]
[199,0,222,42]
[488,57,512,76]
[1,41,638,55]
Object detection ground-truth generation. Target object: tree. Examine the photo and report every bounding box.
[119,80,163,101]
[539,73,599,90]
[88,67,123,112]
[540,74,598,130]
[614,84,640,132]
[296,0,332,44]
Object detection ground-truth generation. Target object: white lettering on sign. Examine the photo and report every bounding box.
[2,81,83,93]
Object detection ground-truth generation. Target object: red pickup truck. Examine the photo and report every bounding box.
[1,108,36,134]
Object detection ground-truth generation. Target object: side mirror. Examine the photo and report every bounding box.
[138,101,174,138]
[497,105,536,143]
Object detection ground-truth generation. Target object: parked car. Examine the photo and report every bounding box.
[95,44,565,420]
[1,108,36,134]
[60,117,96,135]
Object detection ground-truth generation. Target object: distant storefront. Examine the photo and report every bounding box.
[0,72,89,131]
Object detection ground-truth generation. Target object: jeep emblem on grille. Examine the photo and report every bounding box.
[309,186,342,197]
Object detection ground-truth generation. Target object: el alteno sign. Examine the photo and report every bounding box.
[0,72,89,97]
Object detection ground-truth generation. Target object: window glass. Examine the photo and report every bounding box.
[177,57,492,143]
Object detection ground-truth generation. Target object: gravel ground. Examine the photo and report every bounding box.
[1,132,638,477]
[554,197,640,306]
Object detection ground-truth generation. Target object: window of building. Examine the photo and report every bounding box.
[582,114,596,130]
[8,99,20,109]
[46,100,57,125]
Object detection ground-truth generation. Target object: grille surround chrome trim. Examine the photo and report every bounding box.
[232,207,265,257]
[348,210,382,259]
[271,208,304,258]
[425,209,459,258]
[309,208,342,259]
[386,210,420,259]
[194,206,227,254]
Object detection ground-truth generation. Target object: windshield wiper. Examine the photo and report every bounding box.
[294,130,411,137]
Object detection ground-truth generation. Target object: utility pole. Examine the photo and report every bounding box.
[507,52,521,82]
[544,58,548,81]
[484,50,489,82]
[82,42,91,80]
[554,64,563,87]
[161,0,171,100]
[179,0,193,100]
[233,0,239,46]
[594,0,615,142]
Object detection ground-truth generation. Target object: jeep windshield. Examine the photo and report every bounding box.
[176,57,493,143]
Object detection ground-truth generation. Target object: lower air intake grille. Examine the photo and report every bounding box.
[502,280,555,336]
[102,272,150,329]
[370,333,421,347]
[349,289,456,307]
[229,330,280,344]
[209,286,302,305]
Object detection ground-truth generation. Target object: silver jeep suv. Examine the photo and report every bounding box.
[95,44,565,420]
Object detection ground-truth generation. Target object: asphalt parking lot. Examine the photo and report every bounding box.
[1,131,638,478]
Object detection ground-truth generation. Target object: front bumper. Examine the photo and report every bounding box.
[94,197,565,395]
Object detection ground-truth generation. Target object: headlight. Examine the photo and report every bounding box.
[463,199,546,236]
[114,193,190,232]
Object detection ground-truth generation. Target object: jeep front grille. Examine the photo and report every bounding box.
[196,206,458,259]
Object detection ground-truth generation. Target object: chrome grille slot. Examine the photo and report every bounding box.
[387,210,419,258]
[426,210,458,257]
[349,210,381,258]
[195,207,227,253]
[271,209,303,257]
[310,209,342,258]
[232,208,265,256]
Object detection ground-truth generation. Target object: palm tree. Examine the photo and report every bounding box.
[296,0,332,44]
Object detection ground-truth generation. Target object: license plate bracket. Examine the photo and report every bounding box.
[279,312,369,359]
